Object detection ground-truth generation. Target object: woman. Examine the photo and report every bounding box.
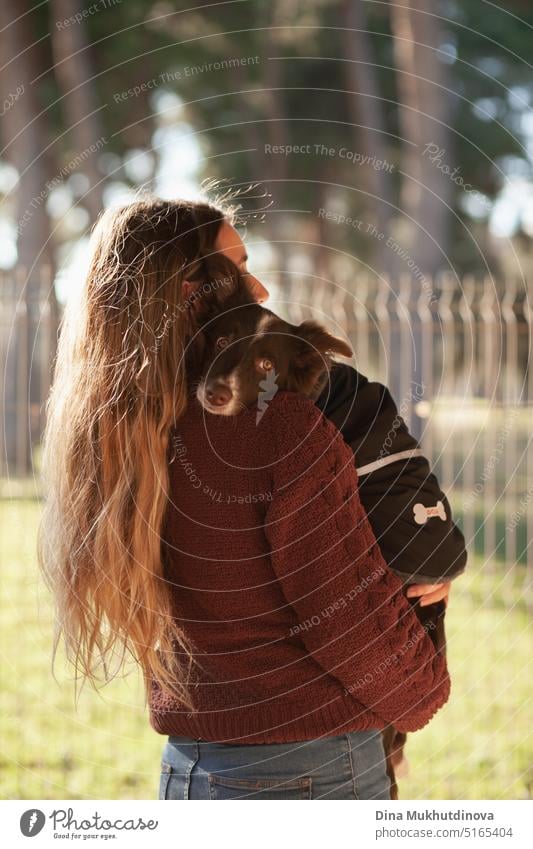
[37,195,451,800]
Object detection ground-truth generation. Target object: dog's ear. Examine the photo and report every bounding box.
[282,320,352,398]
[295,320,353,363]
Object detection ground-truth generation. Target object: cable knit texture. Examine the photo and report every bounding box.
[150,391,450,743]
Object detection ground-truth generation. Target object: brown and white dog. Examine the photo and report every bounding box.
[188,255,352,415]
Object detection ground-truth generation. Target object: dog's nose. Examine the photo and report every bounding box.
[205,383,232,407]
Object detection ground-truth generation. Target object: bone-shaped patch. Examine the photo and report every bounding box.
[413,501,447,525]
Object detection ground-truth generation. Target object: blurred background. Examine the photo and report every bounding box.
[0,0,531,799]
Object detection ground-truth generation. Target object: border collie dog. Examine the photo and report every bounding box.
[190,256,352,417]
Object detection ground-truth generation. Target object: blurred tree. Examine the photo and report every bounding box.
[341,0,395,267]
[50,0,105,221]
[390,0,453,278]
[0,1,56,274]
[0,0,58,471]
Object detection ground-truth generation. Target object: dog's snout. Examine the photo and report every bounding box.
[205,382,232,407]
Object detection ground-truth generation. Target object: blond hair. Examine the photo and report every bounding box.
[37,196,230,711]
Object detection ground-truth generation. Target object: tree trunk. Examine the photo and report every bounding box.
[0,0,58,474]
[261,2,292,292]
[389,0,453,436]
[341,0,395,270]
[50,0,105,223]
[390,0,452,276]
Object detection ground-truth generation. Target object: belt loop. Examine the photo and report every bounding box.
[183,740,200,800]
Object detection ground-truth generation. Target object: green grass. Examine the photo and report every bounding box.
[1,500,531,799]
[400,566,532,800]
[0,499,163,800]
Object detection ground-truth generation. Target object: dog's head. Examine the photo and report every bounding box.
[190,256,353,416]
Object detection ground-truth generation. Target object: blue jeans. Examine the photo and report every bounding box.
[158,730,391,800]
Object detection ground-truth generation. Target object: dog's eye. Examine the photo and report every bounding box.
[257,357,274,372]
[216,336,229,350]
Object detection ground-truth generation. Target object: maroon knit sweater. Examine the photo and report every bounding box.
[149,391,450,744]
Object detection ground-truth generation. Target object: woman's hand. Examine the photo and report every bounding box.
[406,581,451,607]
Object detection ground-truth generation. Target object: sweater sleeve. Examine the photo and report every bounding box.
[263,392,451,733]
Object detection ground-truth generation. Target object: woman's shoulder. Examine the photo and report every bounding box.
[258,390,352,470]
[259,390,328,435]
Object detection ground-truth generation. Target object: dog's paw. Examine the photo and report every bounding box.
[393,755,410,778]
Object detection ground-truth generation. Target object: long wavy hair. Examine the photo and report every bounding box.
[37,195,236,711]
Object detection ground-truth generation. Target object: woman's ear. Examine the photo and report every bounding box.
[182,280,197,301]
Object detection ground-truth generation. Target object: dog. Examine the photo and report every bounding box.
[187,255,352,414]
[188,256,447,798]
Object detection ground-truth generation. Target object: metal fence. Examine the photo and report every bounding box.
[0,268,531,799]
[0,267,58,485]
[1,270,532,598]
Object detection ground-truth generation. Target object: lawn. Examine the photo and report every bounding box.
[1,499,531,799]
